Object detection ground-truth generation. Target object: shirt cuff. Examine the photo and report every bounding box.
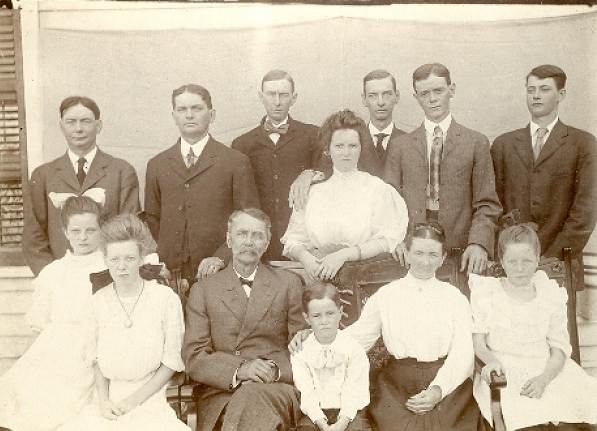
[231,368,242,390]
[339,407,357,421]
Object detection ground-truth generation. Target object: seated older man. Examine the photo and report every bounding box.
[182,208,305,431]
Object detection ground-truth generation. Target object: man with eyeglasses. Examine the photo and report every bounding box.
[384,63,502,275]
[23,96,140,275]
[492,64,596,286]
[144,84,259,285]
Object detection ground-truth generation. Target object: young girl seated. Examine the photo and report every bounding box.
[291,281,370,431]
[470,224,597,431]
[58,213,188,431]
[0,196,106,431]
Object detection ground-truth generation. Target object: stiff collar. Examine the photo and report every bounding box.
[232,263,259,281]
[67,145,97,171]
[530,116,558,138]
[424,113,452,136]
[180,134,209,159]
[369,121,394,137]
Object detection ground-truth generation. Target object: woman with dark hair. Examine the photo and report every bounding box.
[0,196,105,431]
[290,222,479,431]
[59,213,188,431]
[281,109,408,280]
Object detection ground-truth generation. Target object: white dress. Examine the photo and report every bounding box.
[281,169,408,258]
[0,250,106,431]
[470,272,597,430]
[58,280,189,431]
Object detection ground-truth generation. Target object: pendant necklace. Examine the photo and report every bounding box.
[113,280,144,328]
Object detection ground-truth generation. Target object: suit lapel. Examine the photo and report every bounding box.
[442,121,462,160]
[185,138,217,181]
[513,126,534,170]
[220,266,249,323]
[236,265,276,346]
[255,124,276,151]
[411,124,428,163]
[166,140,189,181]
[53,153,81,191]
[535,121,567,167]
[82,149,109,190]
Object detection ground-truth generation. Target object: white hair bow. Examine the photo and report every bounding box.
[48,188,106,209]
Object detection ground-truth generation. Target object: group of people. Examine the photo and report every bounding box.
[0,61,595,431]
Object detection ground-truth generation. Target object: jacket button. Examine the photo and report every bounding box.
[178,205,183,211]
[234,350,241,356]
[184,183,190,189]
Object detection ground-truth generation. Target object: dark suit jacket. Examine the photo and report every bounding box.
[23,149,140,275]
[492,120,597,258]
[384,120,502,254]
[182,263,305,431]
[232,117,319,260]
[144,138,260,272]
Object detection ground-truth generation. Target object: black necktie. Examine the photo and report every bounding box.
[374,133,388,160]
[77,157,86,186]
[239,277,253,288]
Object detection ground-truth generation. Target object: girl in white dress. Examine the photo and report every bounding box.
[281,109,408,281]
[470,225,597,431]
[0,196,105,431]
[58,213,189,431]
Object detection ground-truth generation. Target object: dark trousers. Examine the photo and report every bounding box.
[296,409,372,431]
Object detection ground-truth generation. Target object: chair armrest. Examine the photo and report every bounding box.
[474,356,507,389]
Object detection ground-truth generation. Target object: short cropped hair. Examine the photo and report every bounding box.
[60,195,102,230]
[363,69,397,93]
[100,213,156,257]
[59,96,101,119]
[404,222,447,253]
[227,208,272,240]
[527,64,567,90]
[302,281,340,312]
[497,224,541,262]
[318,109,369,158]
[261,69,295,93]
[171,84,213,109]
[412,63,451,90]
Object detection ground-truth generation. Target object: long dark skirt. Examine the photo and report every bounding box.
[369,357,479,431]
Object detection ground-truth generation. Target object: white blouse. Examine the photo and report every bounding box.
[26,250,106,331]
[346,273,474,399]
[90,280,185,381]
[291,330,370,422]
[281,169,408,257]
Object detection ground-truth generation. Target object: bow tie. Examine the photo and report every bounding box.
[239,277,253,288]
[312,346,346,370]
[264,120,289,135]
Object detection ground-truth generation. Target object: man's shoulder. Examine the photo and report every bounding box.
[493,127,527,145]
[561,122,597,147]
[289,118,318,134]
[96,150,136,172]
[451,121,488,143]
[147,142,179,165]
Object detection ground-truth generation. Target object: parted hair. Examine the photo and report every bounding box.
[412,63,451,90]
[100,213,156,257]
[497,224,541,262]
[527,64,567,90]
[59,96,101,119]
[363,69,397,93]
[60,195,102,230]
[171,84,213,109]
[318,109,369,159]
[227,208,272,239]
[261,69,295,93]
[302,281,341,312]
[405,222,447,253]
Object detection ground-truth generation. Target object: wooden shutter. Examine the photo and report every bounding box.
[0,8,26,265]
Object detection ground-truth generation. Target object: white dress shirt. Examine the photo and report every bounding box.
[266,116,289,145]
[530,116,558,149]
[180,134,209,161]
[368,122,394,151]
[291,330,370,422]
[423,114,452,160]
[346,272,474,400]
[67,146,97,175]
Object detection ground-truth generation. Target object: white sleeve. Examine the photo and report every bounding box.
[281,208,312,258]
[25,268,54,332]
[290,353,326,423]
[345,292,383,352]
[369,182,409,252]
[339,342,370,420]
[429,293,474,399]
[161,288,185,372]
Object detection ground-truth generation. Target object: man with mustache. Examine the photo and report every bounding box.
[144,84,259,285]
[183,208,305,431]
[384,63,502,276]
[491,64,597,300]
[23,96,140,275]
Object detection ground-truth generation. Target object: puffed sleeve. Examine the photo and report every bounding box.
[25,265,55,332]
[81,297,99,366]
[468,274,497,334]
[281,207,312,258]
[369,181,409,252]
[161,287,185,372]
[537,271,572,357]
